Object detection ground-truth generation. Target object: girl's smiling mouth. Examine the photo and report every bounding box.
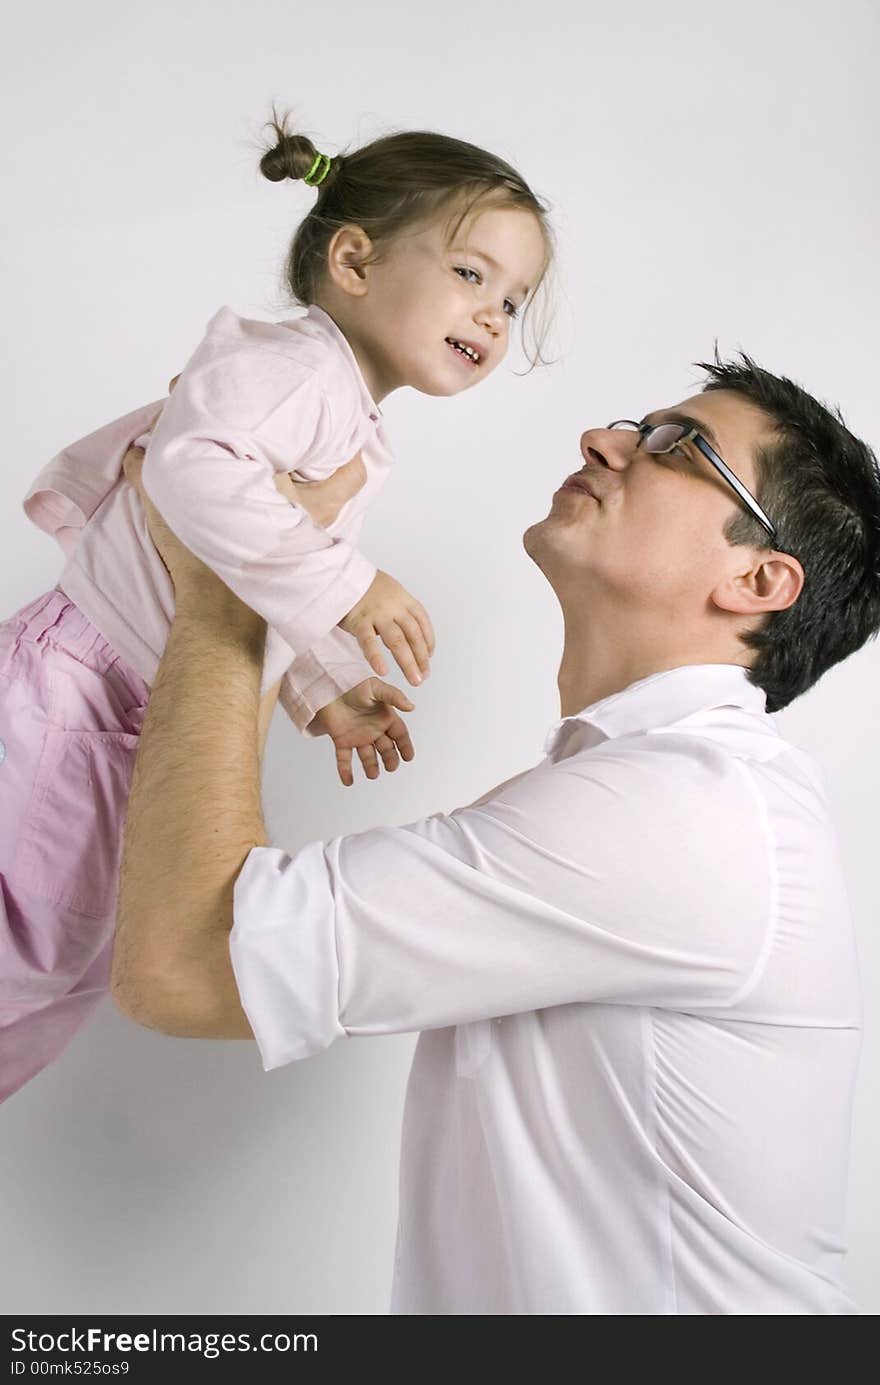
[445,337,483,367]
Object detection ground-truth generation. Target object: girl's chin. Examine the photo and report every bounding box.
[404,369,467,398]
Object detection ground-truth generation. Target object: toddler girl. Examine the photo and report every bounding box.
[0,116,553,1104]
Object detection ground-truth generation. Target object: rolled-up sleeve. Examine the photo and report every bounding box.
[231,843,347,1066]
[230,734,774,1071]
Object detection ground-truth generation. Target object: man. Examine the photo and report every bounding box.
[112,354,880,1315]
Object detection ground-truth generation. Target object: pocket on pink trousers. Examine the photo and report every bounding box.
[12,728,139,919]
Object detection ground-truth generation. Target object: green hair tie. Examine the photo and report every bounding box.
[303,151,332,187]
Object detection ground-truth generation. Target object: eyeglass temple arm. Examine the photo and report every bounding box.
[687,431,777,541]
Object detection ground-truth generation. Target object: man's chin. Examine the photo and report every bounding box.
[523,507,564,548]
[524,509,601,581]
[522,518,541,557]
[522,515,557,568]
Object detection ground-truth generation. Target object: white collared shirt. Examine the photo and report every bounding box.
[230,665,862,1314]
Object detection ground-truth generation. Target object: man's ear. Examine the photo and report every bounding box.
[712,549,804,617]
[326,226,374,298]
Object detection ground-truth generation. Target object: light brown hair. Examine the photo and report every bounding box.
[260,112,555,367]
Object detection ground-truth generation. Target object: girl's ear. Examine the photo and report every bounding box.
[326,226,373,297]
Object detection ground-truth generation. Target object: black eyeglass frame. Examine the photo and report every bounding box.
[607,419,778,542]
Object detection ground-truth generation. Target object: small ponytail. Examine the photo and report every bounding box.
[260,110,340,190]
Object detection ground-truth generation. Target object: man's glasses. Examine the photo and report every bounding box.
[607,419,777,542]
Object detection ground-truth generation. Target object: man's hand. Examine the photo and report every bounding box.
[309,678,416,786]
[123,446,218,595]
[274,452,367,528]
[339,571,435,687]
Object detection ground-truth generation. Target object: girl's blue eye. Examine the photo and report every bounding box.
[455,266,519,320]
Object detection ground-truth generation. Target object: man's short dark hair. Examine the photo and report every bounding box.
[697,352,880,712]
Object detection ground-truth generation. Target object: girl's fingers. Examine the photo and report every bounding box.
[375,734,399,773]
[378,621,424,687]
[409,602,436,656]
[335,745,354,788]
[357,744,380,780]
[356,625,388,677]
[371,681,415,712]
[397,613,431,677]
[389,717,415,761]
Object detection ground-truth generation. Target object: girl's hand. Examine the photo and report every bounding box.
[274,452,367,529]
[338,571,435,687]
[309,678,416,786]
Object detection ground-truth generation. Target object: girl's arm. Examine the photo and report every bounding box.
[24,399,166,556]
[276,492,375,731]
[141,327,377,656]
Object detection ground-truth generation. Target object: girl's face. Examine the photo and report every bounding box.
[351,203,548,400]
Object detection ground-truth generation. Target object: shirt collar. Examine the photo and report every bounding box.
[543,664,768,757]
[305,304,383,424]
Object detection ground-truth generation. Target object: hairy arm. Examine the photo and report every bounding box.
[112,574,268,1039]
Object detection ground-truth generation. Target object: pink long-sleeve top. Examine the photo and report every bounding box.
[23,305,393,731]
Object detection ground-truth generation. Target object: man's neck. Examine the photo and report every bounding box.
[556,606,750,718]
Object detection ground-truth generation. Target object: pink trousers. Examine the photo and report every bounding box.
[0,590,149,1103]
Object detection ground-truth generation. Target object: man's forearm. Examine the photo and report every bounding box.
[112,582,268,1037]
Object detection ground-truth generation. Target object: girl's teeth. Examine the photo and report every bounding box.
[449,339,478,362]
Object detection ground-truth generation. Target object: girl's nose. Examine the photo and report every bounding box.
[475,301,507,335]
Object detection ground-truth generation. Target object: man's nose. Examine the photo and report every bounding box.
[579,428,633,471]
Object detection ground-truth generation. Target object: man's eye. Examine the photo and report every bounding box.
[455,266,481,284]
[676,445,703,466]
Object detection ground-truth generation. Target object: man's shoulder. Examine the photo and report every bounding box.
[510,714,823,825]
[650,702,788,759]
[446,704,825,834]
[646,706,830,807]
[457,730,751,833]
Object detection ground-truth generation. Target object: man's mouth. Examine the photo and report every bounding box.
[558,471,598,499]
[445,337,483,368]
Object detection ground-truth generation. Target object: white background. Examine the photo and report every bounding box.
[1,0,877,1315]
